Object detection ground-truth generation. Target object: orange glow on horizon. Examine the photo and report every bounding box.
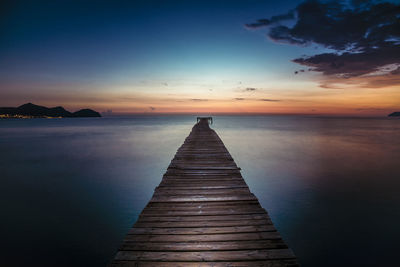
[1,77,399,116]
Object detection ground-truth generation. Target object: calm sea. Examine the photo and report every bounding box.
[1,116,399,266]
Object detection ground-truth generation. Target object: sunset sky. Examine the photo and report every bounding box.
[1,0,399,115]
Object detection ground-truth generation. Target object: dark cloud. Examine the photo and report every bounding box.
[235,98,245,100]
[149,106,156,111]
[355,107,385,111]
[247,0,400,88]
[294,69,306,74]
[293,45,400,78]
[190,98,208,101]
[245,11,295,28]
[161,82,168,86]
[259,99,281,102]
[245,87,257,92]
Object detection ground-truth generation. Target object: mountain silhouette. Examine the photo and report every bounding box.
[388,112,400,117]
[72,108,101,117]
[0,103,101,118]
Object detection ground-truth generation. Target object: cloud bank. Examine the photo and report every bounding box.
[246,0,400,88]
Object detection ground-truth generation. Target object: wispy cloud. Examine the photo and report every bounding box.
[234,98,245,101]
[190,98,208,102]
[259,98,281,102]
[355,108,385,111]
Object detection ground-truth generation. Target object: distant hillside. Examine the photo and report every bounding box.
[72,108,101,117]
[388,112,400,117]
[0,103,101,118]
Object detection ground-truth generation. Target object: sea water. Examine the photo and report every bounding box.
[1,116,399,266]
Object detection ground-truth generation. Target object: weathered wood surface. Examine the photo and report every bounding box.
[110,118,298,266]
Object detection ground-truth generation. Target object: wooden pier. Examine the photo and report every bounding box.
[110,118,298,266]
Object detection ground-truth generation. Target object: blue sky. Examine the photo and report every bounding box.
[1,0,399,115]
[1,1,302,78]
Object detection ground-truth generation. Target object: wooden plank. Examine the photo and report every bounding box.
[162,177,244,181]
[120,239,287,251]
[171,159,236,163]
[160,179,245,183]
[139,209,266,217]
[142,204,263,211]
[164,173,242,177]
[123,232,282,242]
[137,214,271,222]
[157,184,248,189]
[144,200,261,209]
[149,194,258,202]
[114,249,296,261]
[133,219,272,228]
[128,225,276,235]
[110,260,299,267]
[153,188,251,195]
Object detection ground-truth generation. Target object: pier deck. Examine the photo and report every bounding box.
[110,118,298,266]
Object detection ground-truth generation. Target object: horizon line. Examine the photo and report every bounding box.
[102,112,389,118]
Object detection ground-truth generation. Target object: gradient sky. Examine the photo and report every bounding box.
[1,0,399,115]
